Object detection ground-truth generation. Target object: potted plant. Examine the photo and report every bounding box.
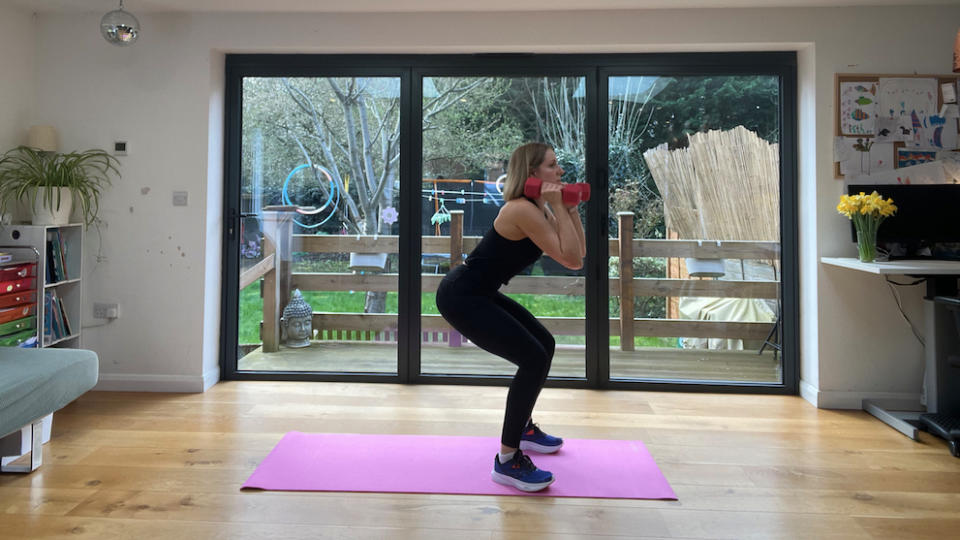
[0,145,119,226]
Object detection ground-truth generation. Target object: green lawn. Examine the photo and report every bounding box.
[239,283,675,348]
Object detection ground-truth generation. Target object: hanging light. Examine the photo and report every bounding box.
[954,27,959,73]
[100,0,140,46]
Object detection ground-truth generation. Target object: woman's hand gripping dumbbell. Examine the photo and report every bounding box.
[523,176,591,207]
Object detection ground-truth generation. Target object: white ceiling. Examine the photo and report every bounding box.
[5,0,957,14]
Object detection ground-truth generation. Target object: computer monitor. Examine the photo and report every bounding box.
[847,184,960,260]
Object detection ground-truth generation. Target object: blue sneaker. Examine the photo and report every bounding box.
[491,450,555,492]
[519,421,563,454]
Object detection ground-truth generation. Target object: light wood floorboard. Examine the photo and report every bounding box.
[1,381,958,539]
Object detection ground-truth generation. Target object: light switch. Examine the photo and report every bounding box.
[173,191,188,206]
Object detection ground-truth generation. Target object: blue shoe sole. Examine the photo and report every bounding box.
[519,440,563,454]
[491,469,555,492]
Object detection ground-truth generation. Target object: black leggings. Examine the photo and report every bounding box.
[436,266,555,448]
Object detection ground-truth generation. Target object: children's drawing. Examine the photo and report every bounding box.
[923,115,959,149]
[851,161,947,185]
[942,151,960,182]
[875,117,908,143]
[836,138,894,177]
[840,81,877,135]
[896,148,938,168]
[877,78,938,147]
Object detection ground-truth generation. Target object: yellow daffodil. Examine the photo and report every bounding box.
[837,191,896,262]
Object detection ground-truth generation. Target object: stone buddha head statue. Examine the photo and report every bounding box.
[281,289,312,348]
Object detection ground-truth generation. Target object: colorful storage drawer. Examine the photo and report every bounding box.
[0,328,37,347]
[0,263,37,281]
[0,277,36,295]
[0,315,35,337]
[0,304,36,325]
[0,290,37,310]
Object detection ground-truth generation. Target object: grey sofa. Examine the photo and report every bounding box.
[0,347,98,472]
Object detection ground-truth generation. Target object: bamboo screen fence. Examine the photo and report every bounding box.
[643,126,780,242]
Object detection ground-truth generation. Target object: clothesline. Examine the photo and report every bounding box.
[426,196,499,203]
[422,178,501,185]
[423,189,496,197]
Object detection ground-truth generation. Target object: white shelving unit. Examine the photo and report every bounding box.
[0,225,83,462]
[1,223,82,348]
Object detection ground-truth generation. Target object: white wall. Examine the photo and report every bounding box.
[799,10,954,409]
[0,5,35,150]
[29,6,960,403]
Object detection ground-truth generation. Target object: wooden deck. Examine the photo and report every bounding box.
[238,342,781,383]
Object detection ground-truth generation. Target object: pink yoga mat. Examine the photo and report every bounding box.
[243,432,676,499]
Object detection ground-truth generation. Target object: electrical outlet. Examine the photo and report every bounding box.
[113,141,128,156]
[93,302,120,319]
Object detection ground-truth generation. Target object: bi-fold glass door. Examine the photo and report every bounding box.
[601,72,786,385]
[222,54,796,393]
[231,72,406,377]
[418,74,588,380]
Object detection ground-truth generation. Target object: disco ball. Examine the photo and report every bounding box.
[100,3,140,46]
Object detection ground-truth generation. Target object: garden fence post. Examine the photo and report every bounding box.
[260,230,278,353]
[618,212,635,351]
[448,210,464,347]
[260,206,295,353]
[277,213,293,322]
[449,210,464,269]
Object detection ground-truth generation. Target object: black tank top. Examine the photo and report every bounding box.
[461,226,542,290]
[444,197,543,291]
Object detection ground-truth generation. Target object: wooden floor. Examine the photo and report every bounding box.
[238,342,782,383]
[2,382,959,539]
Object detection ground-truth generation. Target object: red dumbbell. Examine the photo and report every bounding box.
[574,182,591,202]
[523,177,590,205]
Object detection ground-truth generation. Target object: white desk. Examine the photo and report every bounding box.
[821,257,960,276]
[822,257,960,451]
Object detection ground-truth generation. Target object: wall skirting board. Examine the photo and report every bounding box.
[801,379,921,410]
[800,379,819,407]
[94,369,220,393]
[203,367,221,391]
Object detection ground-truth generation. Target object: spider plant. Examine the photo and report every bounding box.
[0,145,119,226]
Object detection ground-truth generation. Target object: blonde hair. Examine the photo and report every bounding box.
[503,142,552,201]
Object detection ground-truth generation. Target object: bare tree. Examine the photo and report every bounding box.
[280,77,487,312]
[526,76,665,237]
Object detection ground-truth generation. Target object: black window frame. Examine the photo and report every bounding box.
[221,52,798,395]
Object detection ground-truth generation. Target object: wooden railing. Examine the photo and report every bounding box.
[240,207,780,352]
[238,206,295,352]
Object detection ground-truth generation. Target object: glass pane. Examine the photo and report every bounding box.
[236,76,401,374]
[420,76,587,378]
[607,75,782,383]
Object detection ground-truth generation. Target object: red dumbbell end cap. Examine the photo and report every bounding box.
[524,176,542,199]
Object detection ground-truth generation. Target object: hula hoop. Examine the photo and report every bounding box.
[282,164,339,228]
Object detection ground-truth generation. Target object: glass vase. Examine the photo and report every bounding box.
[856,225,877,263]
